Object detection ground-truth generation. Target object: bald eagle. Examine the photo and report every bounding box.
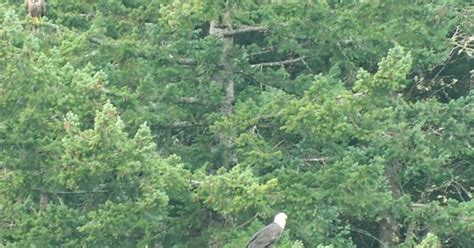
[25,0,46,26]
[246,213,287,248]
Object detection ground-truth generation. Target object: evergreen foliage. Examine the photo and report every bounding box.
[1,0,472,247]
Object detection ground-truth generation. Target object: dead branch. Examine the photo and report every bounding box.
[250,56,306,68]
[336,92,366,100]
[34,189,108,194]
[249,47,276,57]
[451,26,473,57]
[160,121,205,128]
[235,213,260,229]
[411,203,428,208]
[175,58,198,66]
[223,25,267,37]
[301,157,327,162]
[350,226,384,246]
[177,96,202,104]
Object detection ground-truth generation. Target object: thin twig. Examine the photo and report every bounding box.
[350,226,384,246]
[249,47,276,57]
[235,213,260,229]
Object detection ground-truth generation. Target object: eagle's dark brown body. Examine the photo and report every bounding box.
[246,223,284,248]
[246,213,287,248]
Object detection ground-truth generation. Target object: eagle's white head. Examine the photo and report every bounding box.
[273,212,287,229]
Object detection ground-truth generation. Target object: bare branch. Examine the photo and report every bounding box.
[175,58,198,66]
[301,157,327,162]
[411,203,429,208]
[235,213,260,229]
[249,47,276,57]
[273,139,285,149]
[350,226,384,246]
[160,121,205,128]
[336,92,366,100]
[223,25,267,37]
[177,96,202,104]
[250,56,306,68]
[451,26,473,57]
[34,189,108,194]
[301,156,327,166]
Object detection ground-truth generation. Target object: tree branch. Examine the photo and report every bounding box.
[249,47,276,57]
[177,96,202,104]
[34,189,108,194]
[223,25,267,37]
[235,213,260,229]
[250,56,306,68]
[301,157,327,162]
[351,226,384,246]
[159,121,204,128]
[175,58,198,66]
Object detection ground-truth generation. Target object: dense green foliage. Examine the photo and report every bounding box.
[1,0,472,247]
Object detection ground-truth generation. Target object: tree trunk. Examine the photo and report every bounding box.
[39,191,48,211]
[379,160,403,247]
[379,215,399,248]
[209,3,237,167]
